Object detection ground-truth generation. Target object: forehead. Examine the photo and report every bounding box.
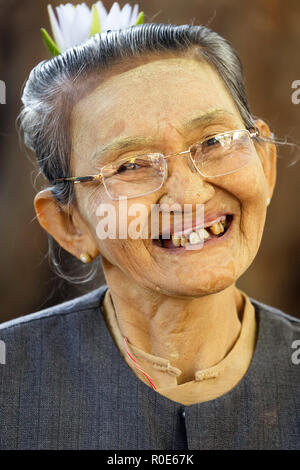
[71,58,242,162]
[73,58,240,120]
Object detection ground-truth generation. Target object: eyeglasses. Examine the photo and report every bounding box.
[55,128,259,200]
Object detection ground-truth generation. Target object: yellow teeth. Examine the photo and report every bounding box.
[180,237,189,247]
[171,228,211,247]
[169,218,227,247]
[172,235,181,247]
[209,221,225,235]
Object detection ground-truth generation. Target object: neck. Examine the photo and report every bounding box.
[102,263,244,385]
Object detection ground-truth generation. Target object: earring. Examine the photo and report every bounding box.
[80,253,93,264]
[266,197,271,206]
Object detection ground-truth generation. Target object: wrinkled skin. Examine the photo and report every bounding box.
[35,58,276,383]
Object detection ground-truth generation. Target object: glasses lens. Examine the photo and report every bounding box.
[190,129,255,177]
[102,154,165,199]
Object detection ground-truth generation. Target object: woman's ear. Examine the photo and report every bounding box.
[34,189,99,261]
[253,118,277,202]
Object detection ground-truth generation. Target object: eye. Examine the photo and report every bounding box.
[116,161,139,173]
[110,156,154,178]
[201,133,233,151]
[202,135,222,148]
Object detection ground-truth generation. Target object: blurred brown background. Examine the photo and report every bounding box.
[0,0,299,322]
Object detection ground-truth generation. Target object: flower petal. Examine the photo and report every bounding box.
[90,3,101,35]
[119,3,132,28]
[103,2,121,31]
[70,3,92,46]
[40,27,61,57]
[56,3,76,50]
[130,4,139,25]
[95,1,108,29]
[47,4,64,51]
[135,11,144,25]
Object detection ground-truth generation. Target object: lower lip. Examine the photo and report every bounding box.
[151,215,234,253]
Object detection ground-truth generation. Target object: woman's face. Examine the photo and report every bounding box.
[69,57,276,297]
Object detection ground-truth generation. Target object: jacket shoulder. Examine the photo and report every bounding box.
[249,295,300,345]
[0,285,108,333]
[250,296,300,326]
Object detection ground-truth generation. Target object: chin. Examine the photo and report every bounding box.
[148,275,236,298]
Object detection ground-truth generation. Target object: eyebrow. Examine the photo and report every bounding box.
[90,109,236,163]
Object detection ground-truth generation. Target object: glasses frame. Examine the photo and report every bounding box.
[55,128,259,200]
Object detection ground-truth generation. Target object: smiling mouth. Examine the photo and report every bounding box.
[152,214,234,249]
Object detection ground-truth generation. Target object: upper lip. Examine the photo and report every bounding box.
[155,213,232,239]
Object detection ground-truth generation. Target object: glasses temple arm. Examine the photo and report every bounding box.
[55,173,103,184]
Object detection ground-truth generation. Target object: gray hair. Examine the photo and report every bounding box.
[16,23,276,284]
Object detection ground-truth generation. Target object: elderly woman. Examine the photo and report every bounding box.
[0,16,299,450]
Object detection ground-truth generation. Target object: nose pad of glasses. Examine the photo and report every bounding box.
[187,153,198,173]
[163,158,168,180]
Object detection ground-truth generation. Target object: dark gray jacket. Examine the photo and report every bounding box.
[0,285,299,450]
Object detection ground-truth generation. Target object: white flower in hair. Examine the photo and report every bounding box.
[41,2,144,56]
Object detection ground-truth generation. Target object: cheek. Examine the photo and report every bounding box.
[224,157,268,204]
[81,192,153,263]
[220,158,268,251]
[74,183,108,225]
[96,238,153,277]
